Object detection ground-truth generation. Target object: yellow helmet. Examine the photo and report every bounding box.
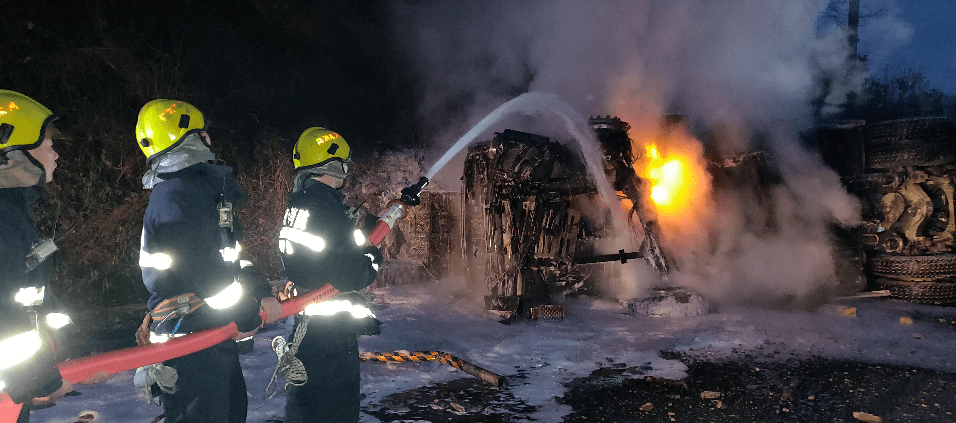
[0,90,58,155]
[135,99,206,162]
[293,127,352,174]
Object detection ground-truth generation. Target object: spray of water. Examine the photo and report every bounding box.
[425,91,650,294]
[426,92,618,207]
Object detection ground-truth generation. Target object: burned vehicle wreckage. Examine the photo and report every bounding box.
[817,117,956,304]
[459,117,671,320]
[402,115,956,321]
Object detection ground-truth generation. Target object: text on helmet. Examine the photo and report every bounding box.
[0,101,19,117]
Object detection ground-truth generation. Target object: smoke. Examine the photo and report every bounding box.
[856,0,914,72]
[390,0,868,307]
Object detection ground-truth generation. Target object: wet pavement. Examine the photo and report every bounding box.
[363,353,956,422]
[560,352,956,423]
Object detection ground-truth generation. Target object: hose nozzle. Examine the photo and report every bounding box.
[400,177,429,206]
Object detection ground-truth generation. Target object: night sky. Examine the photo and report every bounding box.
[858,0,956,94]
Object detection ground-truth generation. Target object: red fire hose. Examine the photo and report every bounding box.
[0,182,423,420]
[0,285,339,419]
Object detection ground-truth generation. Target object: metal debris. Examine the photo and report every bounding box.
[528,304,564,321]
[622,287,708,317]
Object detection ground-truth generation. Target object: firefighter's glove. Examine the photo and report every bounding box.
[135,313,152,346]
[400,177,428,206]
[260,297,282,325]
[362,245,383,272]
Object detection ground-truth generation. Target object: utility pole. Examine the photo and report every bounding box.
[848,0,860,61]
[845,0,863,118]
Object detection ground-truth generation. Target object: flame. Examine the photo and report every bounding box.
[643,144,693,214]
[624,122,714,260]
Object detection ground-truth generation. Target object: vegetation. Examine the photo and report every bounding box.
[856,67,956,121]
[0,0,419,310]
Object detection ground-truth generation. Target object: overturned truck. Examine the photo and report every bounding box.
[460,117,669,320]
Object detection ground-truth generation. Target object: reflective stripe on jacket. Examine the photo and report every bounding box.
[279,178,378,292]
[141,163,269,334]
[0,187,63,403]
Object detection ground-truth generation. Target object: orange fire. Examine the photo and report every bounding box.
[643,145,693,215]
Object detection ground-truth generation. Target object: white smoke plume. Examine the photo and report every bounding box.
[390,0,886,307]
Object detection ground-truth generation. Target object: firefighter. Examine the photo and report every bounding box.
[0,90,74,422]
[277,127,382,423]
[135,99,281,422]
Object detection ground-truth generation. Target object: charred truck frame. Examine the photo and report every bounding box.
[443,114,956,312]
[817,117,956,304]
[460,117,669,320]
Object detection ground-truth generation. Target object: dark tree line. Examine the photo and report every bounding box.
[822,0,956,121]
[0,0,421,311]
[856,67,956,121]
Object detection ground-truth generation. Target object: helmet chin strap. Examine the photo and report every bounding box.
[142,134,217,189]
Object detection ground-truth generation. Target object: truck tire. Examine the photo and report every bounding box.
[869,253,956,281]
[863,118,956,169]
[863,117,955,147]
[865,140,956,168]
[876,278,956,305]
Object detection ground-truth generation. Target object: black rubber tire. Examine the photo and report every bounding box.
[865,140,956,168]
[869,253,956,281]
[863,117,956,148]
[876,278,956,305]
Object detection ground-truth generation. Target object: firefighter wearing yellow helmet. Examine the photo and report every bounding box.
[0,91,56,150]
[135,99,207,162]
[134,99,281,421]
[291,126,352,188]
[0,90,74,419]
[278,127,382,422]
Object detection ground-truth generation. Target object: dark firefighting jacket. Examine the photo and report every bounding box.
[279,178,380,332]
[140,163,269,335]
[0,187,64,404]
[278,178,381,423]
[279,178,379,293]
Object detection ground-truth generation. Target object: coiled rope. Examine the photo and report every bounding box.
[134,363,178,403]
[265,318,310,398]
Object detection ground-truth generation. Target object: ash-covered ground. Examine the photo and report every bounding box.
[35,278,956,423]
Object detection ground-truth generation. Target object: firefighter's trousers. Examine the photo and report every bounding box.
[161,340,247,423]
[283,315,361,423]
